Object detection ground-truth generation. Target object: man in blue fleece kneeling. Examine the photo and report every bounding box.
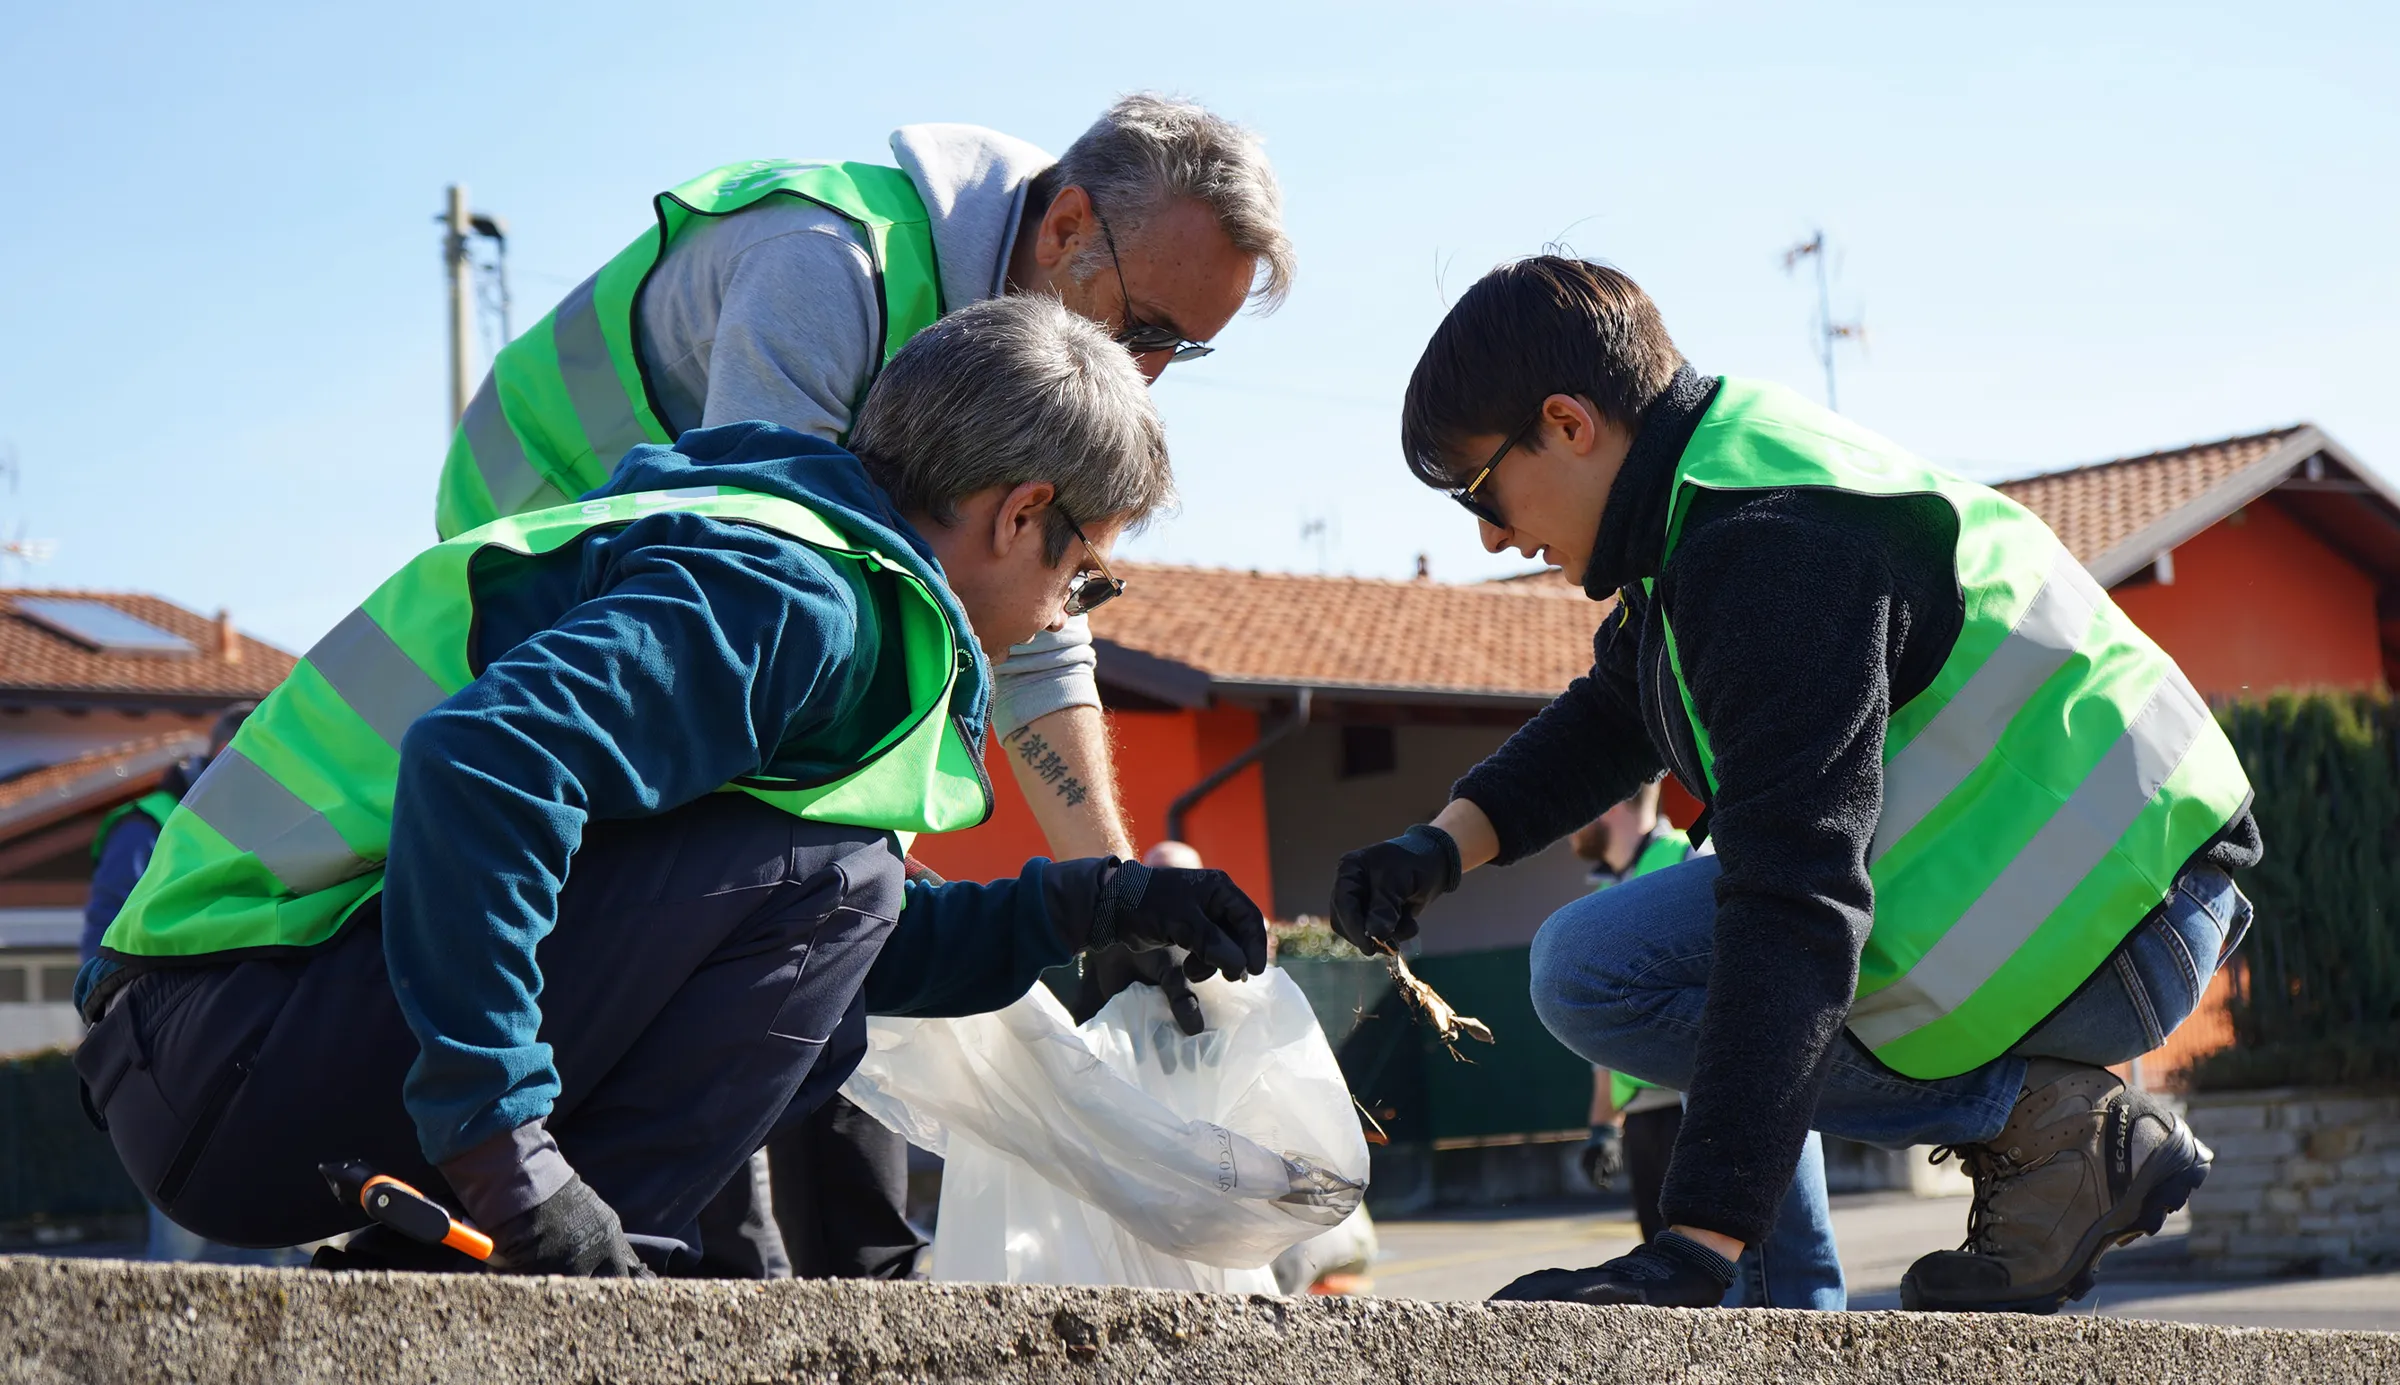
[74,296,1266,1277]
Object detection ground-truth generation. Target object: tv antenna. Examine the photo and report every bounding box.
[1782,230,1866,411]
[0,445,58,575]
[1299,515,1335,573]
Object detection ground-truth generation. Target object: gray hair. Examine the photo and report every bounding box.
[850,296,1174,562]
[1054,92,1295,312]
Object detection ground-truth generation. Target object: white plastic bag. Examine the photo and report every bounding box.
[841,967,1368,1288]
[1272,1205,1380,1294]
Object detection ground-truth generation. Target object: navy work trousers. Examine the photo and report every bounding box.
[75,795,903,1267]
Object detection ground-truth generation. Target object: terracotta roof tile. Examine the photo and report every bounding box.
[1480,567,1588,597]
[1997,427,2309,565]
[0,590,295,700]
[1089,564,1601,699]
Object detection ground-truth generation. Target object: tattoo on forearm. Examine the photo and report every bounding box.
[1003,725,1090,808]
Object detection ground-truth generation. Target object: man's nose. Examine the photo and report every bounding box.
[1479,518,1511,554]
[1133,349,1172,383]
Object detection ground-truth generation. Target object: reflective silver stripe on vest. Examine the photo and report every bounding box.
[551,274,652,471]
[463,375,554,517]
[307,608,450,753]
[1848,670,2214,1049]
[178,747,371,896]
[1872,547,2105,861]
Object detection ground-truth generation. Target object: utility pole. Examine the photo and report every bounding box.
[442,187,512,426]
[1782,229,1865,411]
[445,185,473,426]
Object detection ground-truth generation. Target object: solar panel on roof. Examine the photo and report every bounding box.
[12,598,197,656]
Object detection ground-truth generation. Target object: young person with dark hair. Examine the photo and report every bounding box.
[1331,257,2257,1314]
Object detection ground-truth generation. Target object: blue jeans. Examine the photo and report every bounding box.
[1533,856,2250,1151]
[1531,856,2250,1300]
[1729,1128,1844,1309]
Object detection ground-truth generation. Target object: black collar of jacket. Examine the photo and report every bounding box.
[1580,365,1722,601]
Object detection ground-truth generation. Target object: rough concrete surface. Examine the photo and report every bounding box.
[5,1255,2397,1385]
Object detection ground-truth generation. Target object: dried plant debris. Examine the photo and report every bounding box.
[1383,946,1494,1056]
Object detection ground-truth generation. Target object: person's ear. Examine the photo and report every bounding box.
[1032,185,1095,275]
[1541,393,1603,458]
[989,480,1057,559]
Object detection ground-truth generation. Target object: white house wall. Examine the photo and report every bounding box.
[1260,721,1597,956]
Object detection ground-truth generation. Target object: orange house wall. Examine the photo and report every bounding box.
[906,707,1277,911]
[2111,503,2385,698]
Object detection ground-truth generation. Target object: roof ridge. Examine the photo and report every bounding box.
[1110,560,1583,594]
[0,729,206,785]
[1,587,184,600]
[1997,424,2313,488]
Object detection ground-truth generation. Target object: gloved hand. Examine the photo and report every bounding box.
[486,1174,651,1278]
[1329,824,1461,955]
[1489,1229,1736,1308]
[1071,941,1209,1036]
[1051,858,1269,985]
[1579,1123,1625,1191]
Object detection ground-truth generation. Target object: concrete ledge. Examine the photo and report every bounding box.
[5,1256,2398,1384]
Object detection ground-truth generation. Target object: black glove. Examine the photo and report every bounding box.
[1489,1229,1736,1308]
[1329,824,1461,955]
[1071,942,1208,1036]
[1052,859,1268,985]
[486,1175,651,1278]
[1579,1123,1625,1192]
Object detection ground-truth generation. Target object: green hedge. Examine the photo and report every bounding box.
[2192,693,2400,1091]
[0,1046,145,1229]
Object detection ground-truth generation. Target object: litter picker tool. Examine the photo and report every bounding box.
[319,1160,493,1262]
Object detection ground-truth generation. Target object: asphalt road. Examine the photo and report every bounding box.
[1369,1191,2400,1333]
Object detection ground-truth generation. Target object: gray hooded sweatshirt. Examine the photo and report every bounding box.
[634,124,1097,737]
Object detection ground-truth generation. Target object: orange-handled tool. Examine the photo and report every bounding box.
[319,1160,494,1261]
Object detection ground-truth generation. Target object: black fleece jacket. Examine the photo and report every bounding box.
[1454,366,2262,1243]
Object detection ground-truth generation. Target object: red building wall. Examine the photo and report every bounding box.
[908,706,1278,912]
[2112,502,2385,698]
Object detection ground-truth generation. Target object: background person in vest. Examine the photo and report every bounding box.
[1572,784,1846,1309]
[1570,779,1693,1205]
[434,96,1291,1277]
[1332,257,2257,1314]
[79,706,251,969]
[74,297,1268,1277]
[81,704,295,1268]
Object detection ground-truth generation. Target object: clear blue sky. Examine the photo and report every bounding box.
[3,1,2393,651]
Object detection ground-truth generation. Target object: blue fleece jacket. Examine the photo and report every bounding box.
[381,422,1073,1166]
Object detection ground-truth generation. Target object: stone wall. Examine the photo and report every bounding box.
[8,1256,2400,1385]
[2185,1087,2400,1276]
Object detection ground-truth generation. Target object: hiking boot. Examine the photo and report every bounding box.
[1900,1059,2212,1314]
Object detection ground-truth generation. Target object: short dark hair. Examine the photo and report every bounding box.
[1400,257,1684,488]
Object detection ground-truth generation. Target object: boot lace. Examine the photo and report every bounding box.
[1930,1142,2027,1255]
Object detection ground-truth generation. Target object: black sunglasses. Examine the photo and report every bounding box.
[1090,200,1215,364]
[1060,511,1126,618]
[1448,410,1543,527]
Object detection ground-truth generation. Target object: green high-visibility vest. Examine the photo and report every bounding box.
[1588,824,1693,894]
[1597,824,1693,1108]
[434,161,946,541]
[91,791,178,862]
[104,486,991,963]
[1646,378,2250,1080]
